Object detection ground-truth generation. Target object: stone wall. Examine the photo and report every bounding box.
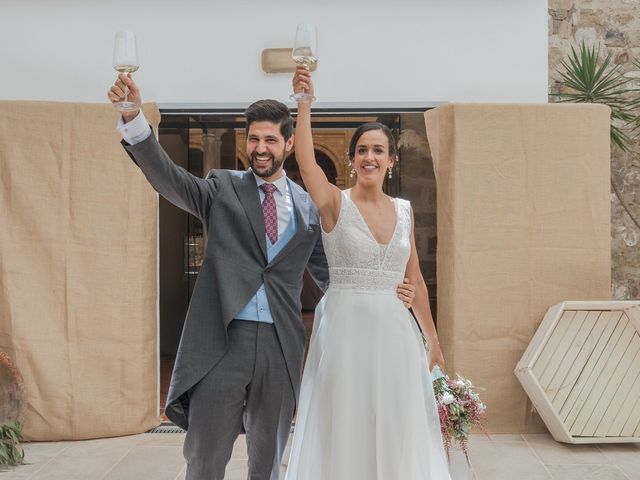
[549,0,640,299]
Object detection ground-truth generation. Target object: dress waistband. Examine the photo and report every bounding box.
[328,267,404,293]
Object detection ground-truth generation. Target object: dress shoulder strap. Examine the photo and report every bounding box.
[395,197,412,234]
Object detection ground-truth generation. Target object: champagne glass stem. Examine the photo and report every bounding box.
[123,73,129,103]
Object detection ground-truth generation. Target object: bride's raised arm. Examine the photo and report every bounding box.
[292,65,342,231]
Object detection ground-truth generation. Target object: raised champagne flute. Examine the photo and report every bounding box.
[112,31,140,112]
[290,23,318,102]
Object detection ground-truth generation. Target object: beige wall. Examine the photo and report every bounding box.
[426,103,611,433]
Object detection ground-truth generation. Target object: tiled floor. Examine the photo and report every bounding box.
[2,433,639,479]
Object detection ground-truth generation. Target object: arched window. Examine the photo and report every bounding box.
[284,150,338,190]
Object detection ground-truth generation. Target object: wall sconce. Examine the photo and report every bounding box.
[261,48,318,74]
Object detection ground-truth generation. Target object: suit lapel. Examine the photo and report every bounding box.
[268,180,311,266]
[231,171,267,260]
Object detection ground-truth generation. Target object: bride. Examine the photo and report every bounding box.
[284,65,451,479]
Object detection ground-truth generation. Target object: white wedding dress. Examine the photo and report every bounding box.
[285,190,451,480]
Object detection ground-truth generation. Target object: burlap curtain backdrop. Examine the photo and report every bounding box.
[0,101,161,440]
[426,104,611,433]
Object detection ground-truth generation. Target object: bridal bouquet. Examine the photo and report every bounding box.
[432,366,487,461]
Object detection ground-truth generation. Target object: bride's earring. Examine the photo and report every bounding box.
[347,153,356,179]
[387,156,398,180]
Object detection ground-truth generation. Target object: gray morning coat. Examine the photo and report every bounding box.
[123,134,329,429]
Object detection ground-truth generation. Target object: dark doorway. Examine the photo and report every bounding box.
[156,104,437,418]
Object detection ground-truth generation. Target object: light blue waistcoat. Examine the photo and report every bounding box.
[234,189,298,323]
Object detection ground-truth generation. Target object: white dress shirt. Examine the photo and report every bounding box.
[117,110,153,145]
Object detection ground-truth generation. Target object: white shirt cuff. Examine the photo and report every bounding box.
[117,110,152,145]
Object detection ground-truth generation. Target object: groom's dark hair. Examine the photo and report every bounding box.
[245,99,294,142]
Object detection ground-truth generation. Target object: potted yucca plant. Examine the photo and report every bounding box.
[552,41,640,150]
[552,41,640,231]
[0,352,26,470]
[0,421,24,469]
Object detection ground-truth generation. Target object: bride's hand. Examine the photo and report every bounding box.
[292,64,314,100]
[396,278,416,308]
[427,342,445,372]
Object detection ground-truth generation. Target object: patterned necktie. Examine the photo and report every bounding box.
[260,183,278,244]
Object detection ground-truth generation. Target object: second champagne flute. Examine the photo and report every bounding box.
[291,23,318,102]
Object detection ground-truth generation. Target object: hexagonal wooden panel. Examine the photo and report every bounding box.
[515,301,640,443]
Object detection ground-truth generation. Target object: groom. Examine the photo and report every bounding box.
[108,74,416,480]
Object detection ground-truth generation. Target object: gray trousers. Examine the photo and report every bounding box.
[184,320,295,480]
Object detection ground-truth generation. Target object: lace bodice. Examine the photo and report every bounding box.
[322,190,412,293]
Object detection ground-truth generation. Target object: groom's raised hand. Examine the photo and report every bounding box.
[107,73,142,122]
[396,278,416,309]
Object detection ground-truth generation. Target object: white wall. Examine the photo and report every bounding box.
[1,0,548,105]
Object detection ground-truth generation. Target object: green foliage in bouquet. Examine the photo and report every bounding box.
[432,367,487,462]
[0,421,24,468]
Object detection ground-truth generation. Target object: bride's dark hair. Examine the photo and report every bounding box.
[347,122,398,161]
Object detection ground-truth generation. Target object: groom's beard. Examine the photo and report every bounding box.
[249,150,286,178]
